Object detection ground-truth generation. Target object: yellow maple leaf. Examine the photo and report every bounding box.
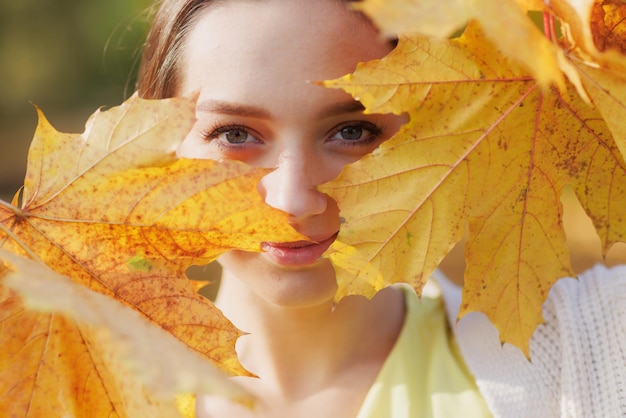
[0,93,302,416]
[1,252,252,418]
[323,21,626,354]
[353,0,564,89]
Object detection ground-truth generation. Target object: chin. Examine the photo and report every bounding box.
[264,261,339,309]
[219,250,339,309]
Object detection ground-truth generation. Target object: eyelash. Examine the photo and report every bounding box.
[329,121,384,148]
[199,121,385,151]
[200,122,261,151]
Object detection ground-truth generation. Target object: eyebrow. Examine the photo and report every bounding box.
[196,99,366,120]
[196,100,272,119]
[317,100,366,118]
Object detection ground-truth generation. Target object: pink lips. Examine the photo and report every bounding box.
[260,233,338,267]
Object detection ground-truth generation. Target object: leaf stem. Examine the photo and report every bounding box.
[0,198,24,217]
[0,199,43,263]
[543,11,557,43]
[0,223,42,263]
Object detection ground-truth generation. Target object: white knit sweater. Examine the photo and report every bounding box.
[434,264,626,418]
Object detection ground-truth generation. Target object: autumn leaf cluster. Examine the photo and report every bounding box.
[1,0,626,416]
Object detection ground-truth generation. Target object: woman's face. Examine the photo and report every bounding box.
[177,0,405,307]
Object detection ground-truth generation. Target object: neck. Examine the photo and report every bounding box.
[215,270,338,388]
[214,269,406,397]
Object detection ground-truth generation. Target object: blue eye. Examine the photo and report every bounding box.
[223,129,249,143]
[329,122,382,145]
[338,126,364,140]
[201,124,261,147]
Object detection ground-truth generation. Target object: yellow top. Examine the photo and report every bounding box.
[176,283,492,417]
[356,283,492,417]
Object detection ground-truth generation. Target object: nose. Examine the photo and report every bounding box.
[258,149,332,222]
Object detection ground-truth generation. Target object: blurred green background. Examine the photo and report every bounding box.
[0,0,151,200]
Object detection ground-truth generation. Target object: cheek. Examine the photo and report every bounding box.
[176,133,196,158]
[177,128,218,160]
[320,157,351,184]
[387,113,410,138]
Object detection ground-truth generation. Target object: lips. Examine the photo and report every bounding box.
[260,232,338,267]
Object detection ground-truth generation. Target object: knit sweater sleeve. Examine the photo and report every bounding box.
[435,264,626,418]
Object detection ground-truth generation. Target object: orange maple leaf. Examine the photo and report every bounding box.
[1,252,253,417]
[0,93,301,416]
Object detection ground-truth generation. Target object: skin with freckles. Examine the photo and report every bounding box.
[172,0,407,416]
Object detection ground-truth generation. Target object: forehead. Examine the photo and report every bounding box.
[179,0,389,96]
